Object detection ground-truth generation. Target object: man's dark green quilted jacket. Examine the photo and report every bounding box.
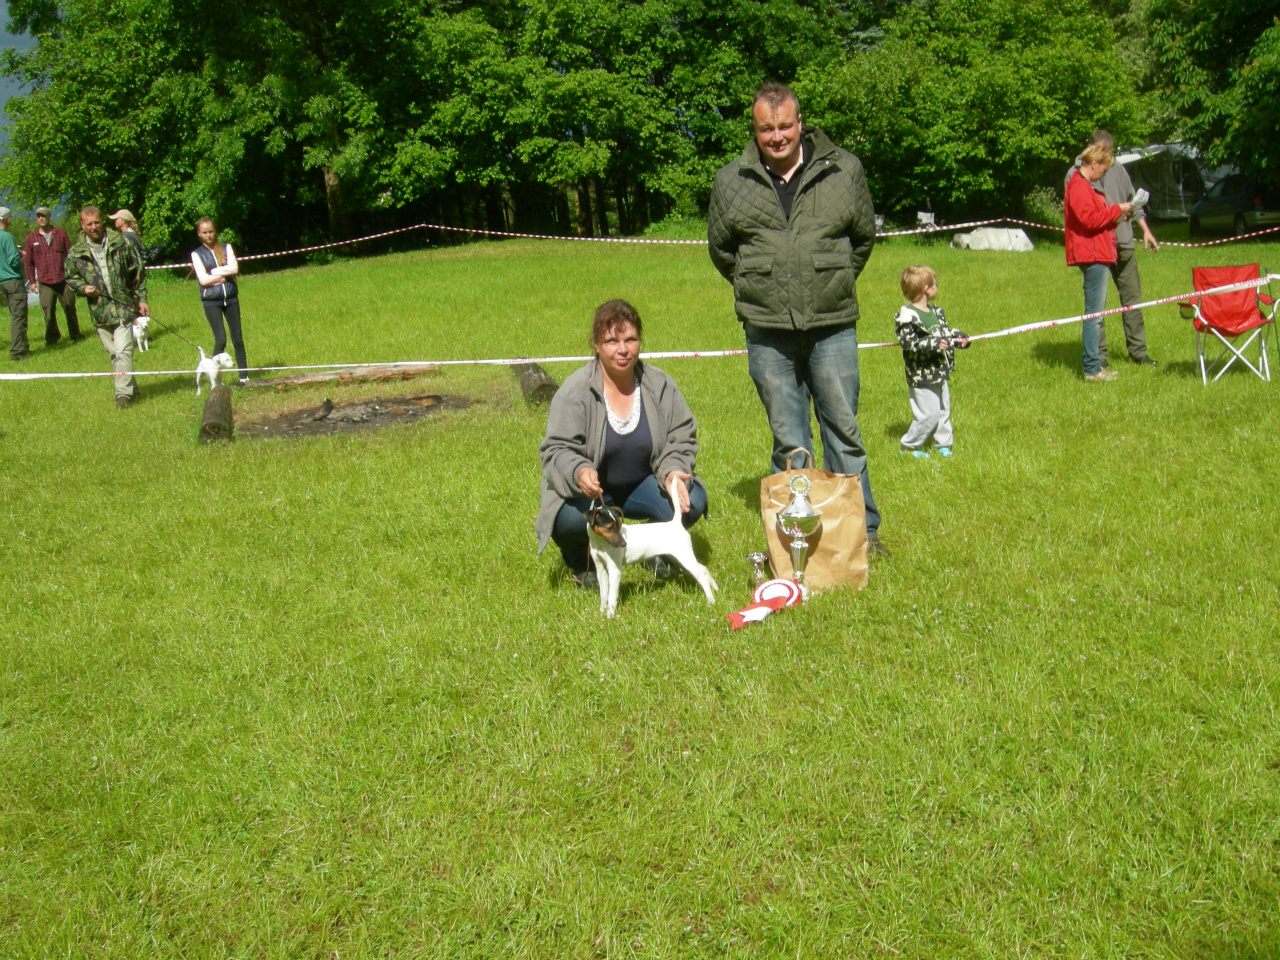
[707,126,877,331]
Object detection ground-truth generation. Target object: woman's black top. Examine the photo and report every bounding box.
[599,402,653,491]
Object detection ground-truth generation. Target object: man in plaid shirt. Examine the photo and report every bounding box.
[23,206,82,345]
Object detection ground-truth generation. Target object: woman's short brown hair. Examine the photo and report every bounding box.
[591,299,643,347]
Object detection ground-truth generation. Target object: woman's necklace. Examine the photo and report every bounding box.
[606,387,641,435]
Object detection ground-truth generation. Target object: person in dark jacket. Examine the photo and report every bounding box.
[63,206,150,406]
[707,82,886,555]
[190,218,248,384]
[1064,143,1134,383]
[24,206,81,346]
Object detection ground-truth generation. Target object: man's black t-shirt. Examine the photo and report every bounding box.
[764,139,812,222]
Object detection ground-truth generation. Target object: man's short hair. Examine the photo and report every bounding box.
[79,205,102,221]
[753,82,801,116]
[1088,129,1115,150]
[1080,143,1114,168]
[900,265,937,302]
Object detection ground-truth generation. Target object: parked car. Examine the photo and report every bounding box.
[1188,173,1280,237]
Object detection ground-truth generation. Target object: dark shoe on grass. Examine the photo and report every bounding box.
[115,396,133,408]
[571,569,598,590]
[867,534,891,559]
[644,556,673,580]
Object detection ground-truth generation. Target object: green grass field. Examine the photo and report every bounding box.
[2,226,1278,958]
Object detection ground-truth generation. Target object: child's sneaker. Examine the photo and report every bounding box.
[937,446,952,457]
[900,446,930,459]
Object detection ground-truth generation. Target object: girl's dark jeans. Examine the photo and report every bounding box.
[203,298,248,376]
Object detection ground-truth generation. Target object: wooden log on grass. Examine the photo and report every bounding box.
[244,363,440,390]
[513,362,558,403]
[199,384,234,443]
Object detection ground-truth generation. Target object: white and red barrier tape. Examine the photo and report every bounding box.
[4,275,1273,381]
[145,218,1280,271]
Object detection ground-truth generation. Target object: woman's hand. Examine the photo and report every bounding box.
[1118,201,1134,217]
[577,466,602,499]
[665,470,693,513]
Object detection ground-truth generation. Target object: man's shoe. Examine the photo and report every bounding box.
[1084,369,1118,382]
[900,447,930,459]
[70,335,86,343]
[936,446,952,457]
[571,569,598,591]
[1133,355,1158,367]
[115,396,133,408]
[867,534,891,559]
[644,556,674,580]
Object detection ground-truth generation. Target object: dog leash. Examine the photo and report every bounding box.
[93,286,201,350]
[145,315,199,350]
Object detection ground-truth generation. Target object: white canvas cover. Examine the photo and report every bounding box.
[950,227,1034,252]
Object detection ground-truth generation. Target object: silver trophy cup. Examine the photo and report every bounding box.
[746,552,770,584]
[776,474,822,600]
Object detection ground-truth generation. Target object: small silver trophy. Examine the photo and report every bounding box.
[776,474,822,600]
[746,552,770,584]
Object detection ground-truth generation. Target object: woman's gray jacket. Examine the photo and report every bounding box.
[536,359,699,553]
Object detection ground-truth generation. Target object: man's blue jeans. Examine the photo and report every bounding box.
[551,475,709,573]
[1080,263,1109,376]
[744,322,881,536]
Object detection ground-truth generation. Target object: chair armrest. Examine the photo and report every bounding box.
[1178,300,1199,321]
[1260,293,1279,320]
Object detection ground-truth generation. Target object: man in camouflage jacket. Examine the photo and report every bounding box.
[707,82,883,549]
[64,206,150,406]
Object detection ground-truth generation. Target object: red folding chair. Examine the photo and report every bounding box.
[1178,264,1279,385]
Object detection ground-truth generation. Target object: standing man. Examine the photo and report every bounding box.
[708,82,885,555]
[24,205,82,346]
[64,206,150,408]
[1065,129,1159,367]
[0,206,30,361]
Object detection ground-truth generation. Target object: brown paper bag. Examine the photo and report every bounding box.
[760,449,868,593]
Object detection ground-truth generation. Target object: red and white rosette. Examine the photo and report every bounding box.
[727,578,803,630]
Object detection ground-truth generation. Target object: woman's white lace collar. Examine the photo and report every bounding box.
[606,389,642,435]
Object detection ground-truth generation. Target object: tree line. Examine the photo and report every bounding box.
[0,0,1273,256]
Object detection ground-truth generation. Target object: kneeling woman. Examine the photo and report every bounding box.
[536,299,709,587]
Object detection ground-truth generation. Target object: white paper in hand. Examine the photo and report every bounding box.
[1132,187,1150,207]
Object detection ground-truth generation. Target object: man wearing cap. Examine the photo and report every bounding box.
[23,205,81,346]
[0,207,29,361]
[64,205,149,407]
[109,209,144,258]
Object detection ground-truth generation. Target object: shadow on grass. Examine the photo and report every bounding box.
[730,476,760,511]
[1031,340,1081,372]
[883,420,911,441]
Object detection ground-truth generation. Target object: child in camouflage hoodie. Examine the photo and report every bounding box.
[894,265,970,458]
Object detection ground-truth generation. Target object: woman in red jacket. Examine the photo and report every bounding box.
[1065,143,1134,382]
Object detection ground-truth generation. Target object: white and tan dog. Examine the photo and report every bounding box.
[194,347,234,395]
[584,474,718,618]
[131,316,150,351]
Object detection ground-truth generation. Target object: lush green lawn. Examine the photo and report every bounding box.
[2,227,1278,958]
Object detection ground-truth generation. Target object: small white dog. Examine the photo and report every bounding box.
[131,316,150,351]
[584,473,718,618]
[194,346,234,395]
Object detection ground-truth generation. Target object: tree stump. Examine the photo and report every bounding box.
[199,384,234,443]
[513,363,558,403]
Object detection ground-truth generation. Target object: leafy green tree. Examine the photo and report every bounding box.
[797,0,1145,220]
[1144,0,1280,173]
